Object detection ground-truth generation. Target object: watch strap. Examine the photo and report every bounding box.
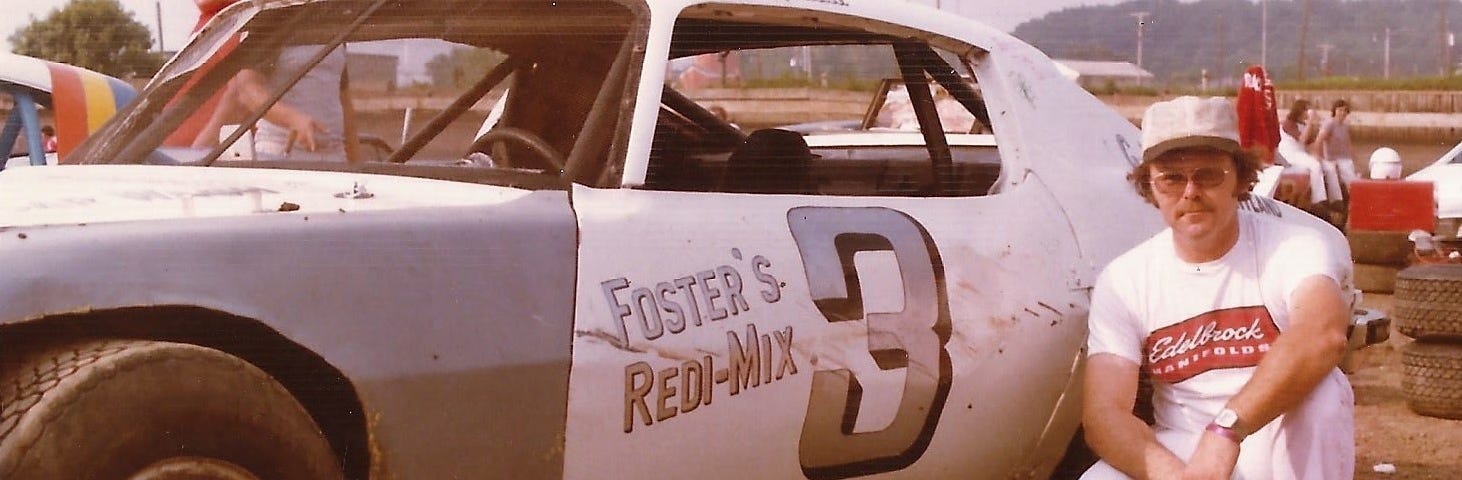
[1205,421,1245,444]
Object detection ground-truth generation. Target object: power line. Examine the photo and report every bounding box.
[1131,11,1150,70]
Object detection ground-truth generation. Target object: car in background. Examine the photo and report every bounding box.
[1,52,136,169]
[1403,141,1462,237]
[0,1,1385,478]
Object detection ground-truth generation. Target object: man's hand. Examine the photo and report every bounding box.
[281,113,325,153]
[1182,431,1239,480]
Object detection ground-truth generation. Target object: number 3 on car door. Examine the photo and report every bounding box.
[789,206,953,479]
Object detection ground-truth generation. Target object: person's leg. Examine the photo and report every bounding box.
[1337,157,1358,200]
[1272,373,1355,479]
[1283,151,1327,205]
[1320,159,1344,203]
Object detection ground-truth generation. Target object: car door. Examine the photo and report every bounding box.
[564,3,1090,478]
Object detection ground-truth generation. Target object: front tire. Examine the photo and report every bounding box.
[0,339,343,480]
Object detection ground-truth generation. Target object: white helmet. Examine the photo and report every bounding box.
[1368,147,1402,180]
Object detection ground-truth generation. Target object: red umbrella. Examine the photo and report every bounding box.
[1236,65,1280,166]
[163,0,245,147]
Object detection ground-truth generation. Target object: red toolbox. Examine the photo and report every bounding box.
[1348,179,1435,232]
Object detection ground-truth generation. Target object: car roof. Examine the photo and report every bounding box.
[0,53,65,92]
[235,0,1013,52]
[0,53,131,94]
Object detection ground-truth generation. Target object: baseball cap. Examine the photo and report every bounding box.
[1140,96,1243,163]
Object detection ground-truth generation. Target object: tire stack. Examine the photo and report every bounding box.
[1393,264,1462,420]
[1346,179,1439,293]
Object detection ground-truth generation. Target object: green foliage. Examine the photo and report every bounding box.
[1276,75,1462,91]
[8,0,165,78]
[1016,0,1462,87]
[1083,83,1159,97]
[424,47,508,93]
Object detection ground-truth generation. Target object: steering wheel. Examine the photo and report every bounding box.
[466,127,566,174]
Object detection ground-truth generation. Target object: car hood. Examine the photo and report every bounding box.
[1406,163,1462,219]
[0,165,535,228]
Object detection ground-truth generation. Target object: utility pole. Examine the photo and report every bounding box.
[1318,43,1335,77]
[1261,0,1268,68]
[1384,27,1393,79]
[1450,31,1457,77]
[1442,0,1451,76]
[1297,0,1312,80]
[154,0,165,52]
[1217,13,1228,85]
[1132,12,1150,70]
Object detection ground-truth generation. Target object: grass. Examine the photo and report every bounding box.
[1087,75,1462,96]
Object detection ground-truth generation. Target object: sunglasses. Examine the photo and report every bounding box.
[1150,166,1231,194]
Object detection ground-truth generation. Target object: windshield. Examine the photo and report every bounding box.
[72,0,645,187]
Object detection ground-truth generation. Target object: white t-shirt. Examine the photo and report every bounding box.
[256,45,348,159]
[1085,210,1354,479]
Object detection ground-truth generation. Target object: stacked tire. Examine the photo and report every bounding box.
[1393,264,1462,420]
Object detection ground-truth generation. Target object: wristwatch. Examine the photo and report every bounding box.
[1206,408,1245,443]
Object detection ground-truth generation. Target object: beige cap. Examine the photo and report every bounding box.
[1140,96,1242,162]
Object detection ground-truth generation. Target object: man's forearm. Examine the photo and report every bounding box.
[1086,413,1186,479]
[1222,277,1348,434]
[1222,327,1345,433]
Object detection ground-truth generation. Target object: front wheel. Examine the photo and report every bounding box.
[0,339,343,480]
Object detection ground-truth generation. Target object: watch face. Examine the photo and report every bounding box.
[1216,409,1239,428]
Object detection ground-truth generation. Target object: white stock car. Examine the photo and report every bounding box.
[1404,141,1462,237]
[0,1,1383,479]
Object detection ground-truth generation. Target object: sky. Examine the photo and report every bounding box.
[1,0,1143,54]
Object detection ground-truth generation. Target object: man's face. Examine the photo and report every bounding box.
[1148,150,1240,241]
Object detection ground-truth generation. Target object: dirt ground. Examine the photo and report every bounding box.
[1348,293,1462,479]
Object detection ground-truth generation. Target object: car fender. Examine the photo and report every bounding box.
[0,186,580,479]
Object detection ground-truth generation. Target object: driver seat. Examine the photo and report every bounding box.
[722,129,817,195]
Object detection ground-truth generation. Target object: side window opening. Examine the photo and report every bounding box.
[86,0,642,189]
[643,6,1001,198]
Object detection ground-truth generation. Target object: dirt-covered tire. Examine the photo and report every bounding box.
[1393,264,1462,339]
[1348,230,1413,266]
[0,339,343,479]
[1400,341,1462,421]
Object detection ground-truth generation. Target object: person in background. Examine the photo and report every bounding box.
[1313,99,1357,210]
[1281,99,1317,146]
[1278,99,1328,211]
[40,125,56,153]
[192,45,359,162]
[1081,96,1353,480]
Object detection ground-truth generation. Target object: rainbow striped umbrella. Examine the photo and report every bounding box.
[2,53,137,162]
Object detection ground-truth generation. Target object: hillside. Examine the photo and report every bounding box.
[1012,0,1461,85]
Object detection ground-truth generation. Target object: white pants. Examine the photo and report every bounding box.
[1080,373,1354,480]
[1320,157,1357,202]
[1276,133,1327,205]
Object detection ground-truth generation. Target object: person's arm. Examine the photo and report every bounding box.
[1310,120,1332,160]
[229,68,324,152]
[1281,119,1300,141]
[1084,354,1187,479]
[1181,274,1350,479]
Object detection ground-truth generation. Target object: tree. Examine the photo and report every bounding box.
[425,47,507,92]
[8,0,166,78]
